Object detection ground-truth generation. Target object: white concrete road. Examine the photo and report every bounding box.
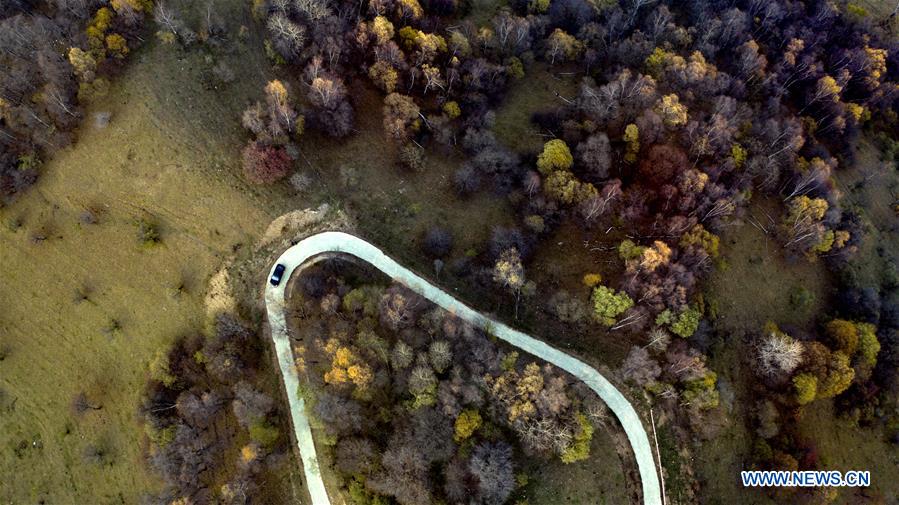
[265,231,663,505]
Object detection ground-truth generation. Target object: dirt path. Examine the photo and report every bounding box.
[264,231,663,505]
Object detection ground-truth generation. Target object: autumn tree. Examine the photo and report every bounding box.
[544,170,597,205]
[383,93,420,143]
[825,319,859,355]
[856,323,880,370]
[493,248,526,317]
[817,352,854,399]
[536,139,573,174]
[793,373,818,405]
[368,60,399,93]
[545,29,583,64]
[453,409,482,442]
[591,285,634,326]
[638,240,672,272]
[624,123,640,163]
[638,144,688,185]
[654,94,688,127]
[322,338,373,393]
[241,142,291,184]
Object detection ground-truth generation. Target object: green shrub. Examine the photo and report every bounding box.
[342,286,382,317]
[136,218,160,246]
[249,420,279,449]
[501,351,518,371]
[789,286,815,311]
[857,323,880,367]
[146,424,176,447]
[670,307,701,338]
[347,478,389,505]
[591,286,633,326]
[618,239,645,261]
[560,412,594,463]
[148,349,175,387]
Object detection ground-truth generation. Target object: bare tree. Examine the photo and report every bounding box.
[267,14,306,57]
[620,346,661,387]
[756,332,804,378]
[154,2,184,37]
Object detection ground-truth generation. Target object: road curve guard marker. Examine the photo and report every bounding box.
[265,231,663,505]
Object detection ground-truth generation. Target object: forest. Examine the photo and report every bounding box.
[291,260,609,505]
[1,0,155,202]
[2,0,899,503]
[227,0,899,499]
[141,314,295,504]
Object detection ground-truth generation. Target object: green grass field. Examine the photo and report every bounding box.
[705,196,830,334]
[0,1,295,500]
[494,64,579,155]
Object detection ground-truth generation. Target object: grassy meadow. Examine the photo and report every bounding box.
[0,1,295,500]
[693,139,899,504]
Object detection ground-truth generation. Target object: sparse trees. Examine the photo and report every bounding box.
[453,164,481,195]
[242,80,303,145]
[141,314,276,499]
[267,13,306,58]
[781,195,832,256]
[335,437,377,475]
[306,71,354,137]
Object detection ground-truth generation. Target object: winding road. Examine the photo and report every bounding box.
[264,231,663,505]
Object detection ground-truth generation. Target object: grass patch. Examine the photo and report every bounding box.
[797,401,899,501]
[0,0,299,501]
[494,63,580,154]
[831,138,899,290]
[705,197,830,333]
[521,424,629,505]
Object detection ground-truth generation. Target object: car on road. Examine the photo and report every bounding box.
[270,264,286,286]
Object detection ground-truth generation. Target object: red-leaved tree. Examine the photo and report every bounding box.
[241,142,291,184]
